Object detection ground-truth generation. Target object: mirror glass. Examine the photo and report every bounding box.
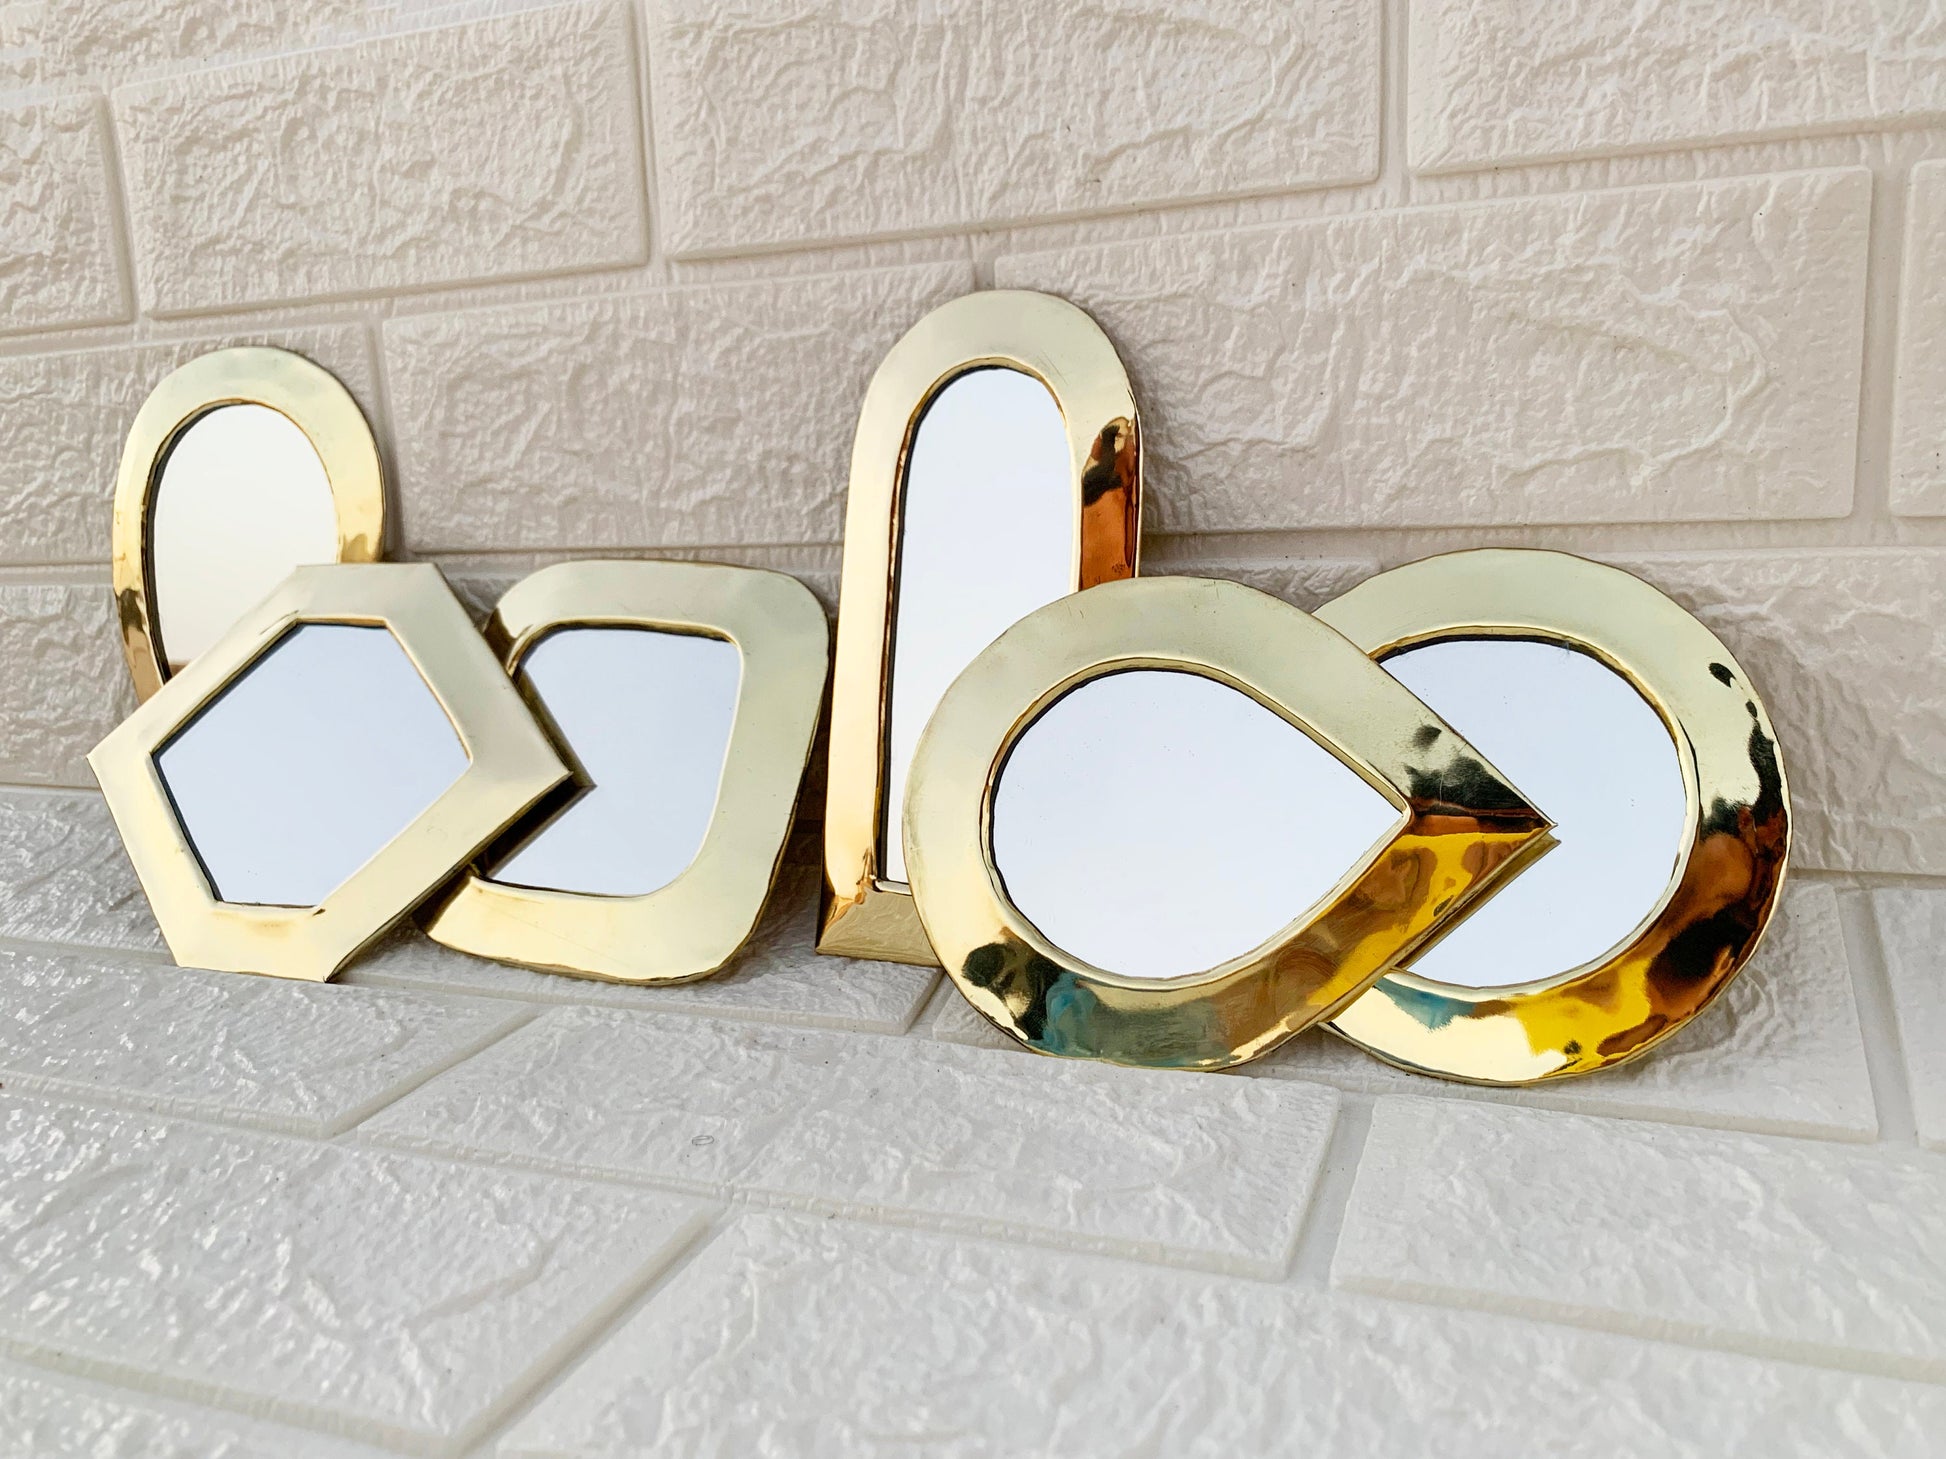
[155,624,469,907]
[1382,638,1688,989]
[882,366,1073,885]
[152,403,339,672]
[988,669,1403,981]
[487,626,742,897]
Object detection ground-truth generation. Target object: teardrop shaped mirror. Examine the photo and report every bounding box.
[820,290,1141,965]
[113,346,386,701]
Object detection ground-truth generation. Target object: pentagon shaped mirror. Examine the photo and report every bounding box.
[821,289,1141,965]
[113,346,386,700]
[423,560,830,985]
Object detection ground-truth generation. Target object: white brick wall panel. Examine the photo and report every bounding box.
[361,1008,1339,1275]
[0,790,162,955]
[382,263,971,551]
[347,864,939,1034]
[503,1211,1946,1458]
[1870,888,1946,1151]
[0,97,126,335]
[0,325,377,565]
[34,0,373,88]
[641,0,1379,256]
[1892,160,1946,515]
[0,1096,712,1452]
[0,584,130,788]
[995,170,1869,532]
[1338,1099,1946,1380]
[1410,1,1946,173]
[0,943,524,1135]
[1614,550,1946,876]
[110,3,649,314]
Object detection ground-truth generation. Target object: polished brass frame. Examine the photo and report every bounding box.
[1315,549,1791,1084]
[112,346,387,701]
[901,576,1556,1071]
[819,289,1142,965]
[422,560,831,984]
[88,564,568,983]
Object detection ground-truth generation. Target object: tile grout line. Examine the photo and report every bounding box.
[1283,1090,1375,1287]
[1835,886,1921,1147]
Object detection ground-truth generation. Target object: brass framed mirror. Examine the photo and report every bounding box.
[901,576,1554,1071]
[820,289,1142,965]
[89,563,567,983]
[112,346,386,701]
[422,560,831,985]
[1315,550,1790,1084]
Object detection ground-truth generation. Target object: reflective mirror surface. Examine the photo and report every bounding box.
[1383,638,1687,989]
[882,367,1073,885]
[489,626,742,897]
[989,668,1403,981]
[151,404,338,671]
[155,623,469,907]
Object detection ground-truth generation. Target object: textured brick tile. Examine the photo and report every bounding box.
[383,263,969,551]
[1338,1099,1946,1380]
[0,97,125,335]
[0,1096,710,1453]
[1615,550,1946,876]
[997,170,1868,531]
[0,943,524,1135]
[112,3,647,313]
[0,325,376,565]
[1410,0,1946,172]
[348,864,938,1034]
[362,1009,1338,1275]
[0,790,161,956]
[36,0,371,86]
[642,0,1377,256]
[1871,888,1946,1151]
[0,584,129,788]
[503,1211,1946,1458]
[0,1356,399,1459]
[1166,555,1380,609]
[1893,160,1946,515]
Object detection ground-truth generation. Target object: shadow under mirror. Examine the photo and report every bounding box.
[151,404,339,672]
[1381,639,1687,990]
[988,668,1404,981]
[881,366,1074,886]
[487,626,742,898]
[154,622,469,907]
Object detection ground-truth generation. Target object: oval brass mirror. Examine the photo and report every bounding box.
[112,346,386,701]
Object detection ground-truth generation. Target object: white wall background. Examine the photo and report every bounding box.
[0,1,1944,1453]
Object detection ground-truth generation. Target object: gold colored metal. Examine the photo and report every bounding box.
[112,346,386,701]
[88,563,568,983]
[819,289,1142,965]
[1315,549,1791,1085]
[902,576,1556,1071]
[422,560,831,984]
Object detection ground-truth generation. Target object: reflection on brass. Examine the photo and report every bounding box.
[88,564,568,983]
[112,346,386,701]
[819,290,1141,966]
[901,576,1555,1072]
[422,560,830,985]
[1315,549,1791,1085]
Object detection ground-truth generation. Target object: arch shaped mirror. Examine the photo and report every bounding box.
[820,290,1142,965]
[113,346,386,701]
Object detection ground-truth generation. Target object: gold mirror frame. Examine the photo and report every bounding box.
[1314,549,1791,1084]
[819,289,1142,965]
[112,346,387,702]
[422,560,831,985]
[901,576,1556,1071]
[88,564,568,983]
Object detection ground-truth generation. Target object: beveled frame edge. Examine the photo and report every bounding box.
[818,288,1142,966]
[87,563,568,983]
[901,576,1556,1072]
[421,559,832,985]
[112,345,387,702]
[1314,548,1792,1086]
